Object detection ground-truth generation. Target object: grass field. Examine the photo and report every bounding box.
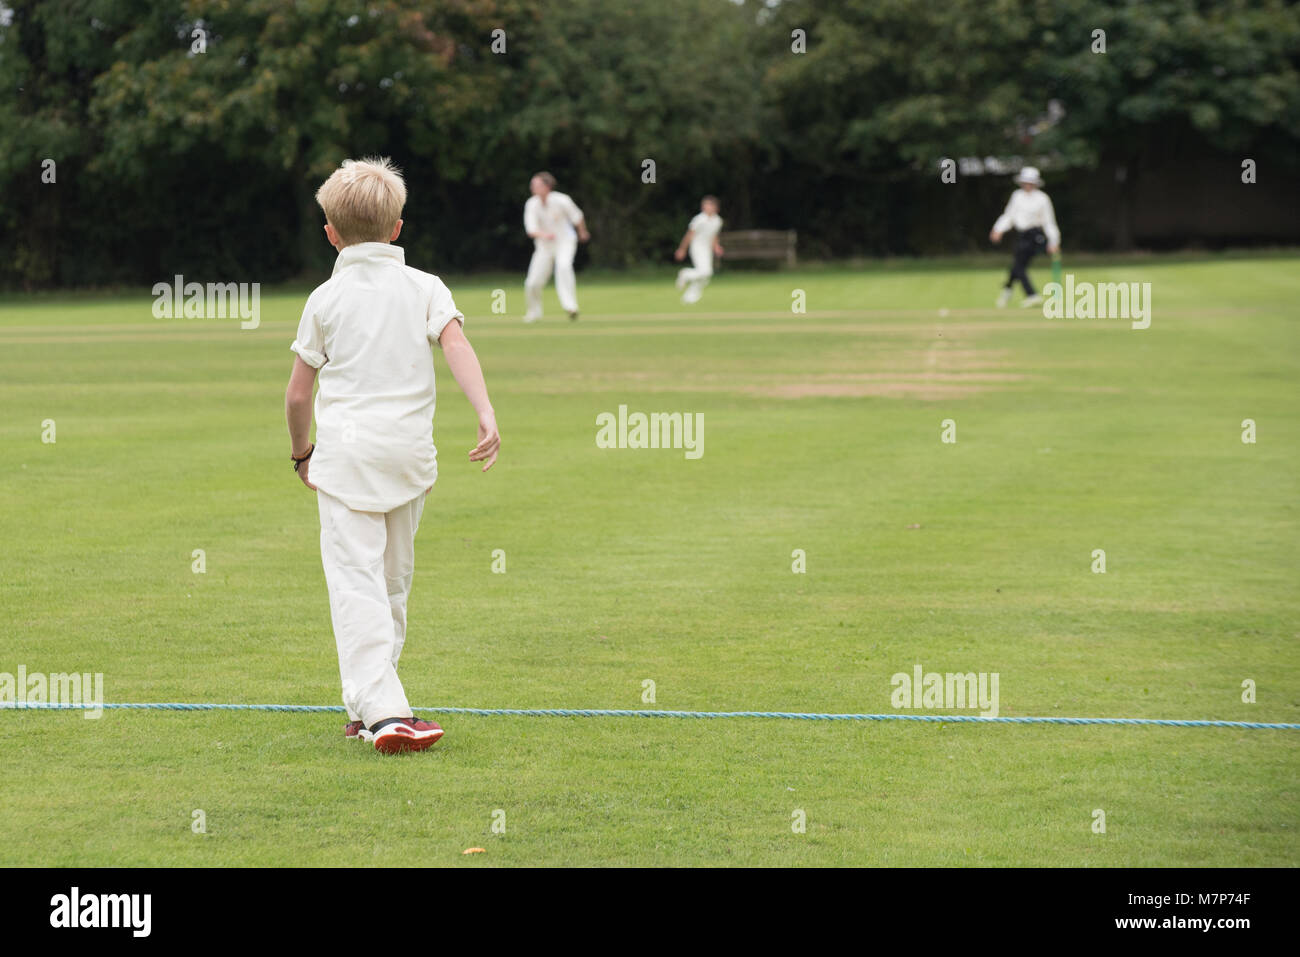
[1,255,1297,866]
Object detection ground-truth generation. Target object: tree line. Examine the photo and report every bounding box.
[2,0,1297,288]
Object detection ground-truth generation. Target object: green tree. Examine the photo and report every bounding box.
[90,0,524,274]
[500,0,763,265]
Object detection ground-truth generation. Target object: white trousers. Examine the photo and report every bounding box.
[677,246,714,302]
[317,488,425,728]
[525,237,579,316]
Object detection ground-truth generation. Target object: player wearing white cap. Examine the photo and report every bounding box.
[989,167,1060,307]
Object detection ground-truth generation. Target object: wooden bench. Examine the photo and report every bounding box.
[717,229,797,266]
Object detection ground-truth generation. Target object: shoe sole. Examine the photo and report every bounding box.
[373,728,444,755]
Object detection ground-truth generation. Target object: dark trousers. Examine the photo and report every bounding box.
[1005,227,1047,295]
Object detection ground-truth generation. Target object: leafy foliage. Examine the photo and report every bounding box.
[1,0,1297,286]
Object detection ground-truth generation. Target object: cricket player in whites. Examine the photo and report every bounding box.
[674,195,724,304]
[285,157,500,754]
[523,172,590,322]
[989,166,1060,307]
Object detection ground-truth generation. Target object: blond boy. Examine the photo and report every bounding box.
[285,157,500,754]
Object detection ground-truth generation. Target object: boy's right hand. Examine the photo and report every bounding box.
[470,413,500,472]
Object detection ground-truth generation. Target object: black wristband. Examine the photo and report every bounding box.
[292,444,314,472]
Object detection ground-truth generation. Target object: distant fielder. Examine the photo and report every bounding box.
[523,172,590,322]
[674,195,724,304]
[989,166,1060,307]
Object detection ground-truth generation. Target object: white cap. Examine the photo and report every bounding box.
[1015,166,1044,186]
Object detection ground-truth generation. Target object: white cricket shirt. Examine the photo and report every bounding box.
[688,212,723,253]
[992,189,1061,248]
[290,242,464,513]
[524,191,584,243]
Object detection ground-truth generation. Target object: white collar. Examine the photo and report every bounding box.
[332,242,404,276]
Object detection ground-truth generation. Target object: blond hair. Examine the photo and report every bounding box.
[315,157,407,245]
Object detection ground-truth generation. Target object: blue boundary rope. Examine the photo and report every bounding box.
[2,701,1297,729]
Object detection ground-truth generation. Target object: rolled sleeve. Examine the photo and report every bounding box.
[290,340,327,368]
[291,295,327,367]
[426,279,465,341]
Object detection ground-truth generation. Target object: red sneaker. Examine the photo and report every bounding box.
[372,716,444,754]
[344,720,372,742]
